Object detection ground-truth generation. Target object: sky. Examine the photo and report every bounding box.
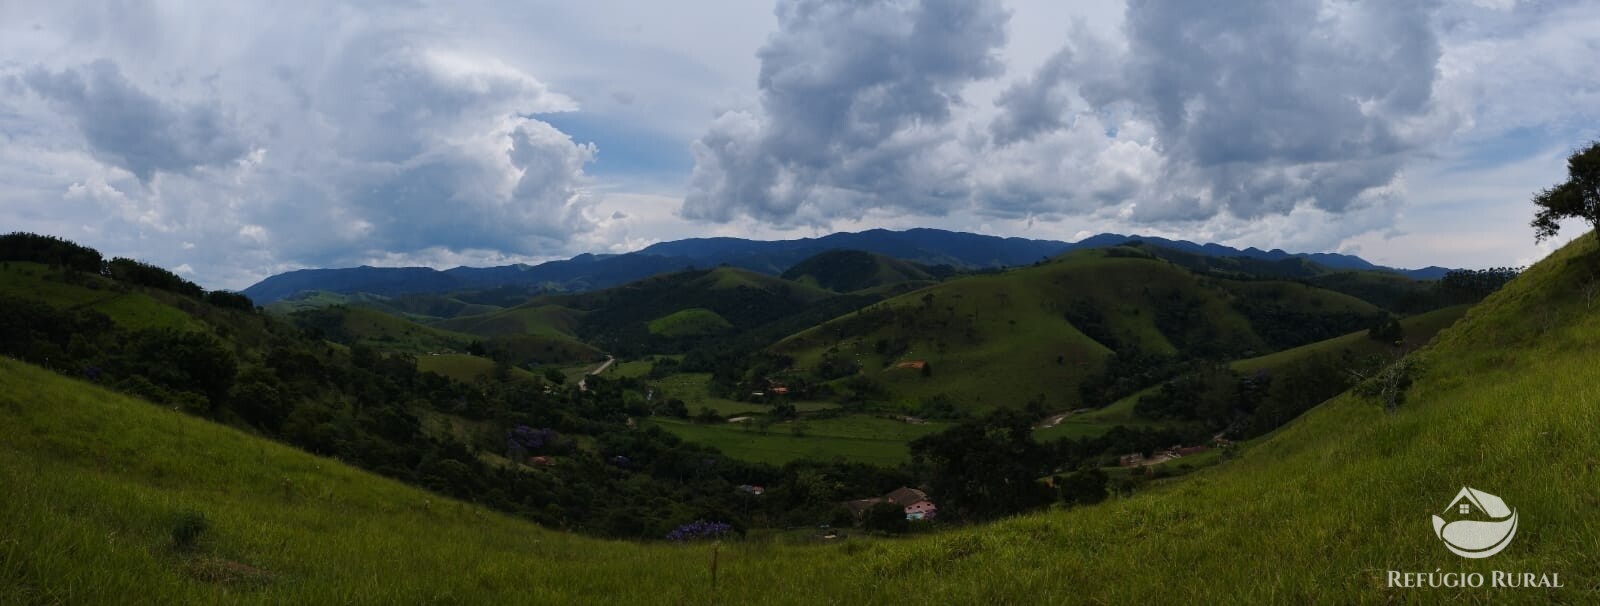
[2,0,1598,290]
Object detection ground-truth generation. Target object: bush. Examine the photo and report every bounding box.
[171,510,209,551]
[862,502,909,535]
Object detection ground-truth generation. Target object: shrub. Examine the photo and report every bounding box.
[171,510,209,551]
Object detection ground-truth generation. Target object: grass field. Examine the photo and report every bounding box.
[644,414,953,465]
[7,236,1600,603]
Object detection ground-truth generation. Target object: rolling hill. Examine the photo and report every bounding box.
[778,249,944,293]
[5,233,1596,603]
[772,246,1385,410]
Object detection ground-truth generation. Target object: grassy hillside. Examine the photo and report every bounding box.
[5,233,1599,602]
[648,308,734,338]
[286,305,477,354]
[779,249,939,293]
[0,262,207,332]
[550,266,840,355]
[432,303,587,340]
[264,290,501,322]
[773,247,1382,411]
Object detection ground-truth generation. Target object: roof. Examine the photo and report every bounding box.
[845,497,891,515]
[886,487,929,507]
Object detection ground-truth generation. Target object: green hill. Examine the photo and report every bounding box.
[433,302,588,340]
[779,249,941,293]
[547,266,840,355]
[5,233,1599,602]
[773,247,1383,411]
[0,261,208,333]
[647,308,734,338]
[286,305,478,354]
[265,290,501,322]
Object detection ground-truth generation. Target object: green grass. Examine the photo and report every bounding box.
[0,262,205,332]
[8,235,1600,602]
[644,415,952,466]
[647,308,733,337]
[414,353,539,384]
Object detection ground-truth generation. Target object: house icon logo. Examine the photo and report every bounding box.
[1432,487,1518,559]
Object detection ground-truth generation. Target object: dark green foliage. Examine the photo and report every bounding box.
[1078,350,1180,408]
[170,510,208,551]
[1353,356,1420,412]
[862,502,909,534]
[1229,296,1378,352]
[1532,141,1600,242]
[1249,353,1356,435]
[106,257,204,299]
[543,367,566,384]
[1435,268,1521,303]
[1134,364,1254,428]
[1368,317,1403,344]
[0,232,105,273]
[205,290,256,311]
[910,409,1054,522]
[778,249,935,293]
[1056,467,1109,507]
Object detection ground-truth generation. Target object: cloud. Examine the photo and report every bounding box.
[22,60,251,183]
[682,0,1009,225]
[986,0,1457,223]
[0,4,602,287]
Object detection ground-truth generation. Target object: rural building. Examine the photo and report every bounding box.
[905,500,938,520]
[845,487,939,521]
[844,497,891,518]
[738,484,765,496]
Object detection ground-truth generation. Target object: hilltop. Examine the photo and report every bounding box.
[3,233,1596,603]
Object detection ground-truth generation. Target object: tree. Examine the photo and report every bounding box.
[543,367,566,385]
[1532,141,1600,242]
[909,409,1053,521]
[862,502,909,534]
[1056,468,1109,507]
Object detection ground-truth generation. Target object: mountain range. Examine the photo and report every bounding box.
[242,228,1453,304]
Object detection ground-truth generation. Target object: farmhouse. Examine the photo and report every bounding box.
[844,486,939,521]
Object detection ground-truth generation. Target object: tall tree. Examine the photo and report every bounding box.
[1532,141,1600,242]
[909,409,1052,521]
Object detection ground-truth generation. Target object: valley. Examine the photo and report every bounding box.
[1,228,1591,603]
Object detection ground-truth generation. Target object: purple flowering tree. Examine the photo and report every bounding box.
[506,426,563,460]
[666,520,733,542]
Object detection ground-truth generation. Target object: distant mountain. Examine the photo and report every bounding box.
[243,228,1456,304]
